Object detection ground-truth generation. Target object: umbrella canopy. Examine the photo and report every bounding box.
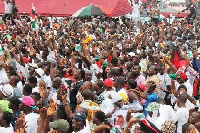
[0,0,132,17]
[73,4,112,17]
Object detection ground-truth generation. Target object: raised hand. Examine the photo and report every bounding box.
[16,128,25,133]
[47,99,56,116]
[15,114,27,131]
[40,107,47,119]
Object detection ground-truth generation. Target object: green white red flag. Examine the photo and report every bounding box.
[31,3,36,29]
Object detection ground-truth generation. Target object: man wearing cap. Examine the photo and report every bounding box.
[102,78,115,98]
[19,96,39,133]
[72,112,88,133]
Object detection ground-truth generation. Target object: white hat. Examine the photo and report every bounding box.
[35,68,44,77]
[111,93,122,103]
[2,84,13,97]
[128,52,135,57]
[29,62,38,68]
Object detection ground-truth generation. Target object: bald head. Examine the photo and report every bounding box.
[178,93,187,104]
[53,77,62,83]
[81,89,93,100]
[52,77,62,89]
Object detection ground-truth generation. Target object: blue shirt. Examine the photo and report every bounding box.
[144,93,158,117]
[11,111,21,130]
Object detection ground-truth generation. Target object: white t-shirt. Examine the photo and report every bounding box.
[17,81,23,92]
[0,68,9,84]
[72,126,90,133]
[172,107,189,133]
[157,73,171,90]
[42,75,52,88]
[25,113,39,133]
[100,98,114,115]
[110,109,128,129]
[3,1,13,14]
[0,126,13,132]
[155,104,175,130]
[32,86,39,93]
[131,3,141,17]
[117,88,128,97]
[174,99,195,111]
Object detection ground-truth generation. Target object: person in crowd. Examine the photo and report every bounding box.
[2,0,13,22]
[8,96,21,130]
[19,96,39,133]
[0,111,13,132]
[172,93,189,133]
[72,112,88,133]
[182,123,198,133]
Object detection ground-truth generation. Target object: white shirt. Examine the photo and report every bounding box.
[100,98,114,115]
[172,107,189,133]
[42,75,52,88]
[131,3,141,17]
[157,73,171,99]
[17,81,23,91]
[72,126,90,133]
[155,104,175,130]
[0,68,9,84]
[174,99,195,111]
[157,73,171,90]
[0,126,13,132]
[117,88,128,97]
[3,1,13,14]
[25,113,39,133]
[32,86,39,93]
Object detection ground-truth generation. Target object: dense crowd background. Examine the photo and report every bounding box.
[0,0,200,133]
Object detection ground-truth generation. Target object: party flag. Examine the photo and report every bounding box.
[31,3,36,29]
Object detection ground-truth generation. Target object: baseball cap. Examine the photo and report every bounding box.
[18,96,35,107]
[49,119,69,133]
[103,78,113,88]
[73,112,86,121]
[1,84,13,97]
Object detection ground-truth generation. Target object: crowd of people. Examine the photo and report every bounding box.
[0,0,200,133]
